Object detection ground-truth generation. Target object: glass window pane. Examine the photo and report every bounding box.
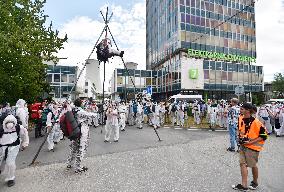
[69,75,75,83]
[47,74,52,82]
[61,74,67,82]
[54,74,60,82]
[204,70,209,79]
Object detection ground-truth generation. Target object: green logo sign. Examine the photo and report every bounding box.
[187,49,256,63]
[189,69,198,79]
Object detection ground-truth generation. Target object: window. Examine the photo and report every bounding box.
[228,72,233,81]
[54,74,60,82]
[85,82,88,86]
[47,74,52,82]
[222,71,227,80]
[220,62,226,71]
[204,70,209,79]
[117,77,123,85]
[61,74,67,82]
[181,13,185,23]
[209,61,215,70]
[69,75,75,83]
[85,89,88,94]
[146,78,151,86]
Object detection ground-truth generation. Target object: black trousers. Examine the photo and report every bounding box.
[34,119,43,138]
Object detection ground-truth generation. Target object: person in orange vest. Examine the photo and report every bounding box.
[232,103,268,191]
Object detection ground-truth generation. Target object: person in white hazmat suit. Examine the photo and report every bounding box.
[159,102,166,127]
[176,101,185,127]
[217,102,227,128]
[0,115,29,187]
[104,103,119,142]
[208,105,217,128]
[91,102,99,127]
[15,99,29,130]
[257,105,273,134]
[151,103,160,128]
[169,102,177,126]
[192,101,201,125]
[277,106,284,137]
[46,104,63,151]
[128,101,135,126]
[118,102,127,131]
[66,99,91,173]
[136,102,143,129]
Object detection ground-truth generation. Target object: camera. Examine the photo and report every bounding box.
[238,137,250,145]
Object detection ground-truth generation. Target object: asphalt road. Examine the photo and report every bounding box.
[15,125,224,169]
[0,124,283,192]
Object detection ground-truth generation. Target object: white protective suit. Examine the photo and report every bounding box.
[169,104,177,126]
[105,106,119,141]
[118,103,127,131]
[0,115,29,182]
[278,108,284,136]
[192,103,201,125]
[159,104,166,127]
[177,103,185,126]
[208,106,217,127]
[152,104,160,128]
[66,107,91,172]
[217,104,227,128]
[136,103,143,129]
[257,106,272,134]
[46,105,63,151]
[15,99,29,130]
[91,104,99,127]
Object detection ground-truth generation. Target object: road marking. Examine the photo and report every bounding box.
[163,127,171,129]
[174,128,183,130]
[187,129,199,131]
[214,129,227,132]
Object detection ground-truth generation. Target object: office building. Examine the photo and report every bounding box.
[145,0,263,100]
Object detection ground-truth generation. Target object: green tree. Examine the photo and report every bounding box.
[0,0,67,104]
[272,73,284,98]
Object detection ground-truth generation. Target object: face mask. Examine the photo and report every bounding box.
[6,122,14,129]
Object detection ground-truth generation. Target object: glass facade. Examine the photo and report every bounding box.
[146,0,263,94]
[46,65,78,98]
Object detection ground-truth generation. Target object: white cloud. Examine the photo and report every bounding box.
[255,0,284,82]
[57,1,146,90]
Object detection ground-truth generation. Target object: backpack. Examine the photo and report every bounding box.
[0,111,9,138]
[171,105,177,112]
[60,109,81,140]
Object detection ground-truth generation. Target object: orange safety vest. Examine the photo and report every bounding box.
[238,115,266,152]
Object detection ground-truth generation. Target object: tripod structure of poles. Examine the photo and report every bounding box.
[30,7,162,166]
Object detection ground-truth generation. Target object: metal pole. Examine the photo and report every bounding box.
[102,61,106,132]
[60,67,62,102]
[124,70,127,101]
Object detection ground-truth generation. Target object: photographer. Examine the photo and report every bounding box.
[232,103,268,191]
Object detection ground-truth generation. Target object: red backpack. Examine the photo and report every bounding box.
[30,103,41,119]
[60,110,81,140]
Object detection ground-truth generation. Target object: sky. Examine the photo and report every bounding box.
[44,0,284,88]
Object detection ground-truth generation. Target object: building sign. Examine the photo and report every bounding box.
[187,49,256,63]
[189,69,198,79]
[181,58,204,90]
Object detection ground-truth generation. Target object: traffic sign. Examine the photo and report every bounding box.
[235,85,245,96]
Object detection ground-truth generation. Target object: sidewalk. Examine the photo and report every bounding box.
[1,134,283,192]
